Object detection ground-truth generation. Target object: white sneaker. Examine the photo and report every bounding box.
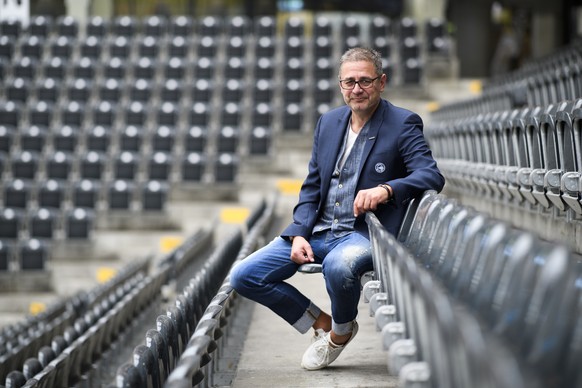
[301,321,359,370]
[311,328,327,344]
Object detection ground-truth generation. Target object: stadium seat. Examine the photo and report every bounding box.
[107,180,135,210]
[112,16,138,37]
[71,57,97,80]
[314,79,334,105]
[11,150,40,180]
[37,179,66,209]
[222,79,244,102]
[4,371,26,387]
[85,125,112,152]
[93,100,117,127]
[157,314,181,370]
[29,207,59,238]
[141,180,168,210]
[6,77,31,103]
[65,208,93,239]
[29,15,53,38]
[52,125,79,152]
[284,79,304,103]
[66,78,92,103]
[124,102,148,126]
[0,240,11,270]
[133,57,157,80]
[19,238,49,270]
[254,36,275,58]
[79,35,102,58]
[214,153,238,182]
[156,103,179,127]
[181,152,206,182]
[36,77,60,103]
[252,102,273,127]
[191,79,213,103]
[189,103,210,126]
[144,15,167,37]
[283,103,302,131]
[224,56,246,79]
[119,125,144,152]
[108,36,131,59]
[164,57,187,80]
[198,15,222,36]
[252,79,274,103]
[167,36,190,58]
[28,101,54,127]
[216,126,239,153]
[169,15,194,37]
[255,15,275,37]
[12,56,37,80]
[79,151,106,180]
[50,36,74,59]
[151,125,176,152]
[313,37,333,60]
[129,79,153,102]
[371,15,391,41]
[284,15,304,37]
[147,152,172,180]
[98,78,123,102]
[0,35,14,59]
[19,35,44,59]
[284,36,304,59]
[56,15,79,38]
[132,344,159,388]
[0,207,23,239]
[104,57,126,79]
[0,125,14,154]
[86,16,108,37]
[284,57,305,80]
[220,102,241,126]
[72,179,100,209]
[184,126,207,152]
[160,78,183,102]
[20,124,48,152]
[248,126,271,155]
[45,150,73,180]
[113,151,140,180]
[225,36,247,58]
[0,101,21,128]
[313,15,332,38]
[194,56,215,79]
[43,57,66,79]
[116,363,145,387]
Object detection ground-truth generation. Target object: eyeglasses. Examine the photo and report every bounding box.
[338,76,380,90]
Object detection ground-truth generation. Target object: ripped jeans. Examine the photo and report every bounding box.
[229,231,373,336]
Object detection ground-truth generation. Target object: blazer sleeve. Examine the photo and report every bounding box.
[387,112,445,206]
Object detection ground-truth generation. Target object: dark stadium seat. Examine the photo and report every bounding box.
[29,15,53,38]
[86,16,108,37]
[184,126,207,153]
[225,36,247,58]
[214,153,238,182]
[167,36,190,58]
[36,77,60,103]
[0,240,11,270]
[38,345,57,368]
[197,36,218,58]
[19,238,49,270]
[151,126,176,152]
[107,180,135,210]
[284,79,304,103]
[252,103,272,127]
[0,35,14,59]
[6,77,31,103]
[283,103,302,131]
[313,37,333,61]
[72,179,100,209]
[92,100,116,127]
[11,151,40,180]
[313,15,332,38]
[254,36,276,58]
[194,56,215,79]
[12,56,37,80]
[164,57,187,80]
[45,150,73,181]
[79,151,106,180]
[29,207,58,238]
[169,15,194,37]
[138,35,160,59]
[189,103,210,126]
[84,125,112,153]
[65,208,93,239]
[222,79,244,102]
[28,101,54,127]
[141,180,168,210]
[181,152,206,182]
[119,125,143,152]
[19,35,44,59]
[216,126,239,153]
[191,79,213,103]
[112,16,138,37]
[147,152,172,181]
[341,16,361,42]
[108,36,131,59]
[104,57,126,79]
[66,78,92,103]
[224,56,246,79]
[371,15,391,40]
[43,57,66,79]
[124,102,148,126]
[284,15,304,37]
[19,125,48,152]
[156,103,179,127]
[98,78,123,102]
[156,314,180,370]
[198,15,222,36]
[283,57,305,80]
[52,125,79,152]
[255,15,275,37]
[37,179,66,209]
[132,344,159,388]
[133,57,157,80]
[56,15,78,38]
[0,207,23,239]
[116,363,145,387]
[79,35,102,58]
[220,102,241,126]
[71,57,97,80]
[50,35,74,59]
[145,329,171,380]
[113,151,140,180]
[314,79,334,105]
[144,15,167,37]
[129,79,153,102]
[249,126,271,155]
[284,36,304,59]
[4,370,27,387]
[252,79,274,103]
[0,101,21,127]
[160,78,183,103]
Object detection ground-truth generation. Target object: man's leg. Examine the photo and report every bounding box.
[230,236,324,333]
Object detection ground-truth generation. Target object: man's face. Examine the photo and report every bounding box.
[339,60,386,116]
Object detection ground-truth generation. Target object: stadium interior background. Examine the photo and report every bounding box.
[1,0,582,386]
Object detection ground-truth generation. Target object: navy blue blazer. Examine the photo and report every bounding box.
[280,99,445,239]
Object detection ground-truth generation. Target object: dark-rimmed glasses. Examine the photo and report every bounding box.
[338,76,380,90]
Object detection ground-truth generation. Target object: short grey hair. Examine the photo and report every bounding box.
[338,47,384,78]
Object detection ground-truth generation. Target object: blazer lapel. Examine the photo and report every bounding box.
[358,100,386,177]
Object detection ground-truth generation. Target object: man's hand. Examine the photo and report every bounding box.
[353,186,389,217]
[290,236,315,264]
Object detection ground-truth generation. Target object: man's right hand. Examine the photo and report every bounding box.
[290,236,315,264]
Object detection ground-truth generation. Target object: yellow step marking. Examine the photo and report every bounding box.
[221,207,250,224]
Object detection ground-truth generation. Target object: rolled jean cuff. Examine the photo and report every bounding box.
[292,302,322,334]
[333,320,355,336]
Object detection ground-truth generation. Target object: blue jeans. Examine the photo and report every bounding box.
[230,231,373,336]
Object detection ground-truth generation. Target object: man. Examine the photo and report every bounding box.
[230,47,444,370]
